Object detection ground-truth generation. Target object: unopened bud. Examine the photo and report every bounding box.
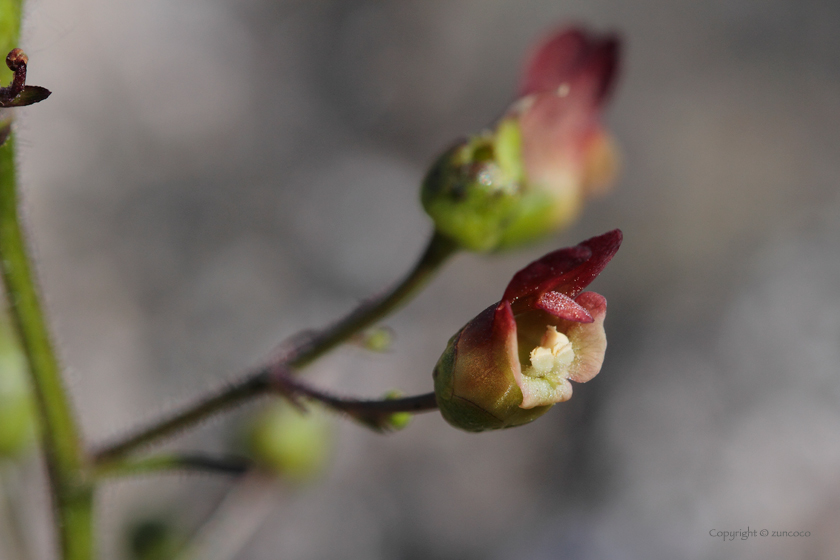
[421,28,620,252]
[245,402,332,482]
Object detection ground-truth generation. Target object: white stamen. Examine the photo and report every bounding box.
[525,325,575,379]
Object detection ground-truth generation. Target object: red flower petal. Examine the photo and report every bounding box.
[492,300,518,344]
[502,229,622,305]
[519,27,620,107]
[536,290,594,323]
[520,28,588,96]
[502,244,591,303]
[551,228,622,297]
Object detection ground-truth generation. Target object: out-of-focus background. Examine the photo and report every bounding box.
[2,0,840,558]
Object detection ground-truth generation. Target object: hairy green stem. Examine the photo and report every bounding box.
[0,9,93,558]
[1,5,94,556]
[93,232,456,463]
[0,135,93,559]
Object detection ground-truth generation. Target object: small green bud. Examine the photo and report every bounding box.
[353,326,395,353]
[381,390,412,431]
[420,124,525,252]
[245,403,332,482]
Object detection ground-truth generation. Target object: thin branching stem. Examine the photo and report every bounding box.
[94,453,252,478]
[283,230,458,370]
[270,369,437,430]
[94,368,437,478]
[92,231,456,464]
[93,373,271,465]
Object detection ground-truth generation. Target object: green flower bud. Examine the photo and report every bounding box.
[245,403,332,482]
[421,123,524,252]
[421,28,620,252]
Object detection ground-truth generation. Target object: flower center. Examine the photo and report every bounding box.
[524,325,575,380]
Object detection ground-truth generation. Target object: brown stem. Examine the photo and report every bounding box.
[92,231,455,463]
[269,367,438,431]
[95,453,252,478]
[5,49,25,97]
[93,372,272,464]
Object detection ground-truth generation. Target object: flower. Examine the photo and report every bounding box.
[421,27,620,251]
[433,229,621,431]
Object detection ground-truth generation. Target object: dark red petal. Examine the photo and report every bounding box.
[502,245,591,303]
[576,35,620,106]
[520,28,588,96]
[550,229,622,297]
[492,300,518,342]
[503,229,622,304]
[519,27,620,106]
[536,290,594,323]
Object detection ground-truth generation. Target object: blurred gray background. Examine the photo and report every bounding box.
[6,0,840,558]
